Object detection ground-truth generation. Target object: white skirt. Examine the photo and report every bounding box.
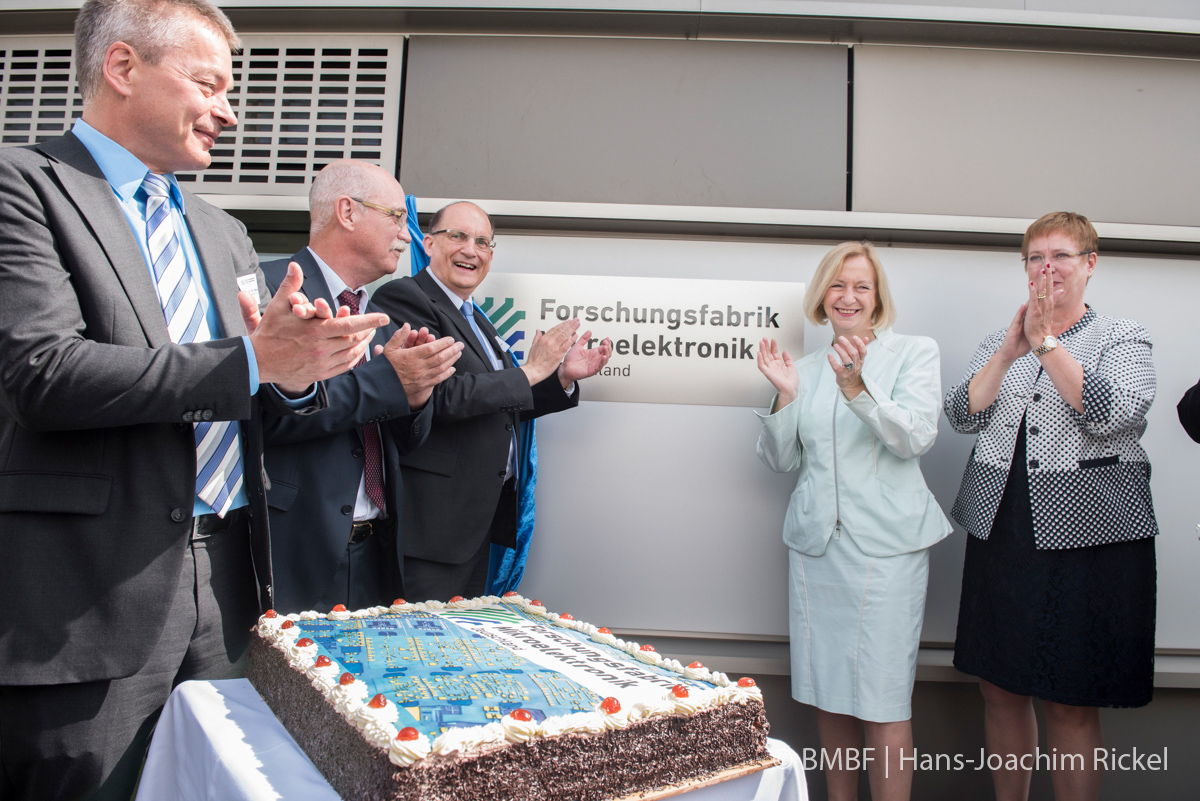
[788,533,930,722]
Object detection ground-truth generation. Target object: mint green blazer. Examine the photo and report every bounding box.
[757,329,952,557]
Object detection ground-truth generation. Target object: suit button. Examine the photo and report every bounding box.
[1033,393,1041,402]
[505,424,513,431]
[202,410,214,421]
[498,470,506,478]
[1029,426,1040,435]
[352,447,364,458]
[170,508,186,522]
[1029,459,1039,469]
[341,504,353,515]
[183,411,194,422]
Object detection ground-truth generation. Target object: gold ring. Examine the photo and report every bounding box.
[1036,293,1047,299]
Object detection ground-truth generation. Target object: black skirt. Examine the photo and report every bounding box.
[953,421,1156,708]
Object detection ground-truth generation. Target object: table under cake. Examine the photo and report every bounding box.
[135,679,809,801]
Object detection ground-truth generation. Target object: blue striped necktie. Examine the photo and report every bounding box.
[142,172,243,517]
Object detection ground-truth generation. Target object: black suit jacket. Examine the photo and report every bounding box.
[0,133,314,685]
[369,268,578,565]
[260,250,431,613]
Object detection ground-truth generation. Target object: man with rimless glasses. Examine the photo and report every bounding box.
[372,201,613,601]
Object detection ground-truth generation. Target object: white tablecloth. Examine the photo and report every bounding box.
[137,679,808,801]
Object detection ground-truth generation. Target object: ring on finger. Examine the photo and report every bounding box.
[1036,293,1047,299]
[843,362,854,369]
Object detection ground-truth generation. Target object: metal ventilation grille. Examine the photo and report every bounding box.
[0,34,405,197]
[183,34,405,194]
[0,36,81,146]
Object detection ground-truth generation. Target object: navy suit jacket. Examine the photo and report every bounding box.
[260,250,431,613]
[369,268,577,565]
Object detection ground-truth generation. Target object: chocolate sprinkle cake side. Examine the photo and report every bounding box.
[247,622,771,801]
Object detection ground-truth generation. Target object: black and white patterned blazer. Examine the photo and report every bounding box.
[944,308,1158,550]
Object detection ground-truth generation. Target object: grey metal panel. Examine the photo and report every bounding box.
[853,44,1200,226]
[1030,0,1200,19]
[400,36,848,210]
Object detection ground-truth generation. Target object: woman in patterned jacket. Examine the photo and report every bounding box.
[946,211,1157,801]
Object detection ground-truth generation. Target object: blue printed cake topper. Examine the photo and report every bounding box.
[292,604,708,739]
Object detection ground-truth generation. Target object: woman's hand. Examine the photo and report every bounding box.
[1024,266,1058,348]
[828,335,870,400]
[998,303,1032,364]
[757,338,798,409]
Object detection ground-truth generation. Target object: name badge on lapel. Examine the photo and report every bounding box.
[236,274,261,308]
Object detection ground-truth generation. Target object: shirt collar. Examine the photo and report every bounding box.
[306,247,366,309]
[424,266,474,312]
[1060,306,1096,340]
[72,118,186,211]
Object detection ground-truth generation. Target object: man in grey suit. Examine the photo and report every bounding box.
[261,160,463,614]
[370,201,613,602]
[0,2,388,798]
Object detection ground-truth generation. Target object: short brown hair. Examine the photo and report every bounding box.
[802,241,897,330]
[1022,211,1098,260]
[75,0,241,102]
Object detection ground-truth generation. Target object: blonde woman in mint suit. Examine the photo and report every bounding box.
[756,241,952,801]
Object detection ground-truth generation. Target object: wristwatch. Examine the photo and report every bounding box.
[1033,335,1059,357]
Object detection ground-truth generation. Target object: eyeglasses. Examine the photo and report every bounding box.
[1023,250,1093,267]
[430,228,495,252]
[352,198,407,227]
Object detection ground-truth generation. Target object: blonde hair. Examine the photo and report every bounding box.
[802,241,897,330]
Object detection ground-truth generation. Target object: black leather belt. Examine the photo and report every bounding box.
[349,519,384,545]
[191,506,247,539]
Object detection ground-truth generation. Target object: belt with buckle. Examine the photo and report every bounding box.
[349,519,383,545]
[192,507,247,539]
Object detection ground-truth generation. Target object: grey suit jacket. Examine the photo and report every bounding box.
[260,249,431,613]
[369,268,578,565]
[0,132,306,684]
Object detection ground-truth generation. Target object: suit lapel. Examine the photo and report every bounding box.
[187,199,246,338]
[414,268,498,371]
[42,135,170,348]
[473,306,512,368]
[298,248,393,351]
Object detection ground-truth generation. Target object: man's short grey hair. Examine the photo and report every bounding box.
[75,0,241,102]
[309,160,390,237]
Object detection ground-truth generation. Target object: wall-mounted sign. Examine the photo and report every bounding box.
[479,273,805,407]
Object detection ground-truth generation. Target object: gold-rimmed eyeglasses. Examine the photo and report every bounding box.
[430,228,496,252]
[352,197,408,227]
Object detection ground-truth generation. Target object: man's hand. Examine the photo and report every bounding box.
[557,330,612,388]
[374,324,464,410]
[520,318,579,386]
[244,263,389,395]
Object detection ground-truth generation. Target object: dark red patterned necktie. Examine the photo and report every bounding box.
[337,290,386,515]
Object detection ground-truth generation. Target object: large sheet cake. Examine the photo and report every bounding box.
[247,593,772,800]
